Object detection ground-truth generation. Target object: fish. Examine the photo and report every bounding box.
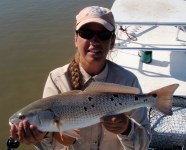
[9,82,179,139]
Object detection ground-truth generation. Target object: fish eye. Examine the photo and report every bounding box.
[18,114,25,120]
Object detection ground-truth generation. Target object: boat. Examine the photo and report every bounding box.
[110,0,186,149]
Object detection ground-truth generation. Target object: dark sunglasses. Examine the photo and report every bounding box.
[76,28,114,41]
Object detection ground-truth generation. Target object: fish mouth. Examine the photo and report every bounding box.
[9,121,13,126]
[9,120,19,128]
[9,113,21,126]
[9,115,15,126]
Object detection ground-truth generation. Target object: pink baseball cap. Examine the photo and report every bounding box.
[76,6,115,31]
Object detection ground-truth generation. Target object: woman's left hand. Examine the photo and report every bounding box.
[101,113,131,135]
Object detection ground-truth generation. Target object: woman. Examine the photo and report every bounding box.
[10,6,151,150]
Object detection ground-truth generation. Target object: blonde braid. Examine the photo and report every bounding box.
[67,52,83,90]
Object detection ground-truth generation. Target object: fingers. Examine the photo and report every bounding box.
[30,125,47,142]
[101,114,130,134]
[17,121,25,142]
[10,120,47,145]
[101,114,128,124]
[73,129,80,135]
[10,124,19,140]
[18,120,36,144]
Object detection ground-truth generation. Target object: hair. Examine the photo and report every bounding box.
[67,51,83,90]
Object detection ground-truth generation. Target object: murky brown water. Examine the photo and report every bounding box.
[0,1,113,149]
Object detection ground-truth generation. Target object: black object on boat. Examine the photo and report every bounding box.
[7,137,20,150]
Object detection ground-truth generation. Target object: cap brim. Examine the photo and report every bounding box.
[76,18,114,31]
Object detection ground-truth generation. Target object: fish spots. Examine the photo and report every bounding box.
[115,102,123,107]
[135,96,139,101]
[109,94,122,107]
[110,94,119,101]
[84,97,95,111]
[84,107,88,111]
[110,97,114,101]
[83,105,95,111]
[83,96,95,111]
[88,97,93,101]
[113,94,119,98]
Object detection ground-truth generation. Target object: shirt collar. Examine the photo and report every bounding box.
[79,62,108,84]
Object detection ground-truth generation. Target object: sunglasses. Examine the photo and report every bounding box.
[76,28,114,41]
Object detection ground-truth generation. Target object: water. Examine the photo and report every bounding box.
[0,1,113,149]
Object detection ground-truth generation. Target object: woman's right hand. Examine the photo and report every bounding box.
[10,119,47,145]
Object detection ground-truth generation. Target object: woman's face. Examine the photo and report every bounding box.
[74,23,115,67]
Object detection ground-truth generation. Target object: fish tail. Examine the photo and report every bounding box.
[149,84,179,115]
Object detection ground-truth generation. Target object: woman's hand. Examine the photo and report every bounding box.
[101,113,131,135]
[10,120,47,145]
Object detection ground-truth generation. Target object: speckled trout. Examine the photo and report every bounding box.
[9,82,179,137]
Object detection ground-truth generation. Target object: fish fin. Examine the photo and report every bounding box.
[63,129,81,139]
[53,132,77,146]
[149,84,179,115]
[54,120,64,140]
[61,90,82,95]
[84,82,140,94]
[73,129,80,132]
[54,120,61,131]
[53,121,79,146]
[54,120,60,131]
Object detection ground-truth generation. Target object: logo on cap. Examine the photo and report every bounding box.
[85,6,110,17]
